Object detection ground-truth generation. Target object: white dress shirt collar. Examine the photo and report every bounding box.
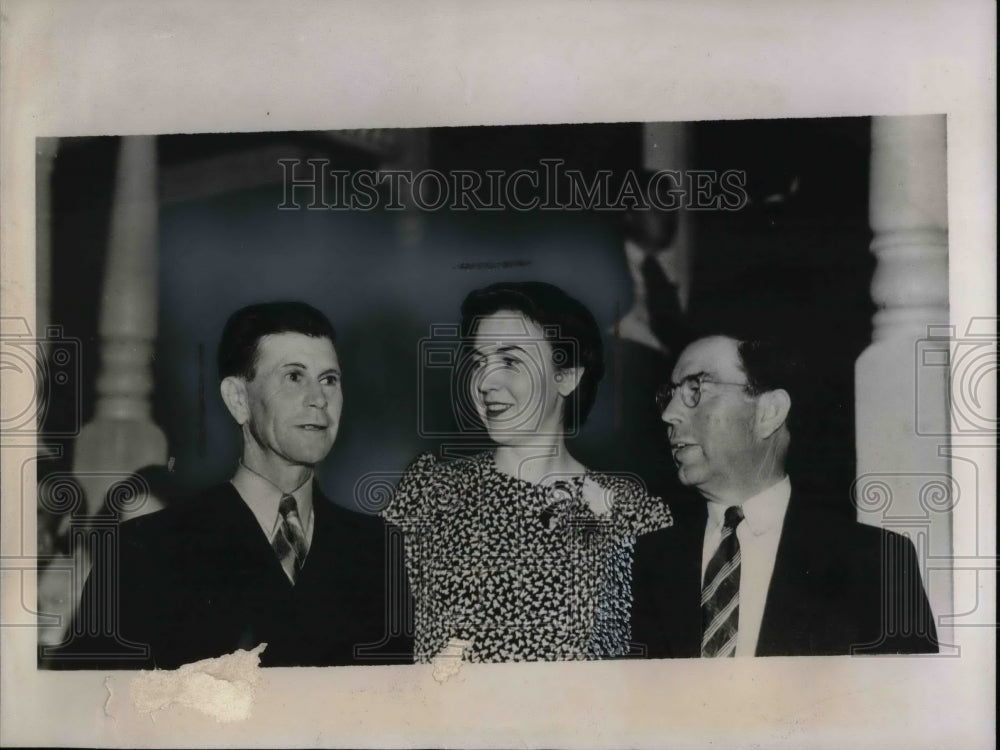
[705,475,791,535]
[231,461,315,547]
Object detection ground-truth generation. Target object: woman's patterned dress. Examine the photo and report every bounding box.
[381,452,673,663]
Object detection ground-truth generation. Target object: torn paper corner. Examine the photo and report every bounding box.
[104,676,116,720]
[129,643,268,723]
[431,637,472,683]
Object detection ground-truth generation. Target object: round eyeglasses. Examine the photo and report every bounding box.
[655,373,750,411]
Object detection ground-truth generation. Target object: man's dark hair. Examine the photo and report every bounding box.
[217,301,336,382]
[681,331,805,436]
[735,338,803,402]
[460,281,605,431]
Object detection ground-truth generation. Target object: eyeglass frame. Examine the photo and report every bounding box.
[655,371,752,411]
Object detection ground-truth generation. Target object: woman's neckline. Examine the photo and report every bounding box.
[484,450,590,488]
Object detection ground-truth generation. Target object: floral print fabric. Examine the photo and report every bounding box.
[382,452,673,662]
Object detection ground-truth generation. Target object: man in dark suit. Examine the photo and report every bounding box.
[631,334,938,657]
[49,302,411,668]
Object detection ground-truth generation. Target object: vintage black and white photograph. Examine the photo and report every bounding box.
[1,2,994,748]
[32,117,946,671]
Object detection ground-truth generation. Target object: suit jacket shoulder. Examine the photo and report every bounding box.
[631,488,939,658]
[630,492,705,659]
[47,482,414,669]
[757,495,939,655]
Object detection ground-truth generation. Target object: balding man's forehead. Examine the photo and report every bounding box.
[672,336,744,381]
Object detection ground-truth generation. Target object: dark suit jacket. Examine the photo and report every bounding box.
[631,490,939,657]
[45,483,413,669]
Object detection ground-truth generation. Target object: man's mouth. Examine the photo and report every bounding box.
[299,423,329,431]
[670,441,698,459]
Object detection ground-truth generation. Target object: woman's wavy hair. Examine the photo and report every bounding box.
[460,281,605,432]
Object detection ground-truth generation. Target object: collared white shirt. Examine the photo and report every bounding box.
[701,476,791,657]
[231,462,315,553]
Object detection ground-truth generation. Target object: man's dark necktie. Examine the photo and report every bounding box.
[274,495,308,584]
[701,505,745,657]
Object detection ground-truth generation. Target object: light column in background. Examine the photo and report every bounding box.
[35,138,59,339]
[855,114,951,644]
[72,136,167,520]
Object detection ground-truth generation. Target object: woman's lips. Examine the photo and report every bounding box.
[484,402,514,418]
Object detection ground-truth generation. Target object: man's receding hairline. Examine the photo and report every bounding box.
[244,331,336,381]
[675,335,744,377]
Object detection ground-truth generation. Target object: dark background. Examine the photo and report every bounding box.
[39,118,874,525]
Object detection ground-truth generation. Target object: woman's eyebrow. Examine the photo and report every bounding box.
[472,344,528,356]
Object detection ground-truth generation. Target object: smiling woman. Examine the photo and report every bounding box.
[380,282,674,663]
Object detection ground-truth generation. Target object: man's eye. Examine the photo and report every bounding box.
[287,371,302,382]
[502,357,519,368]
[678,377,699,394]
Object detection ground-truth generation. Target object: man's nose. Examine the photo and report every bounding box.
[306,379,329,407]
[660,393,684,427]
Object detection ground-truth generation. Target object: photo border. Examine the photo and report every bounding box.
[2,1,995,748]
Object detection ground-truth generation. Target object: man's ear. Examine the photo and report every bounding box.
[754,388,791,440]
[220,376,250,425]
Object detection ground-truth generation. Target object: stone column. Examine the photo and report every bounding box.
[72,136,167,519]
[855,115,951,645]
[35,138,59,340]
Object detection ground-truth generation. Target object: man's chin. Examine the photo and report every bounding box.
[675,466,699,487]
[287,440,335,465]
[300,447,333,465]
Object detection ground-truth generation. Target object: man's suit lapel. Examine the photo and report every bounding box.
[756,492,846,656]
[217,481,344,594]
[208,483,293,592]
[756,494,804,656]
[669,508,705,658]
[296,487,380,596]
[294,485,340,590]
[633,499,705,658]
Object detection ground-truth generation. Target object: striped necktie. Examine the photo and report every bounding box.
[274,494,308,584]
[701,505,745,657]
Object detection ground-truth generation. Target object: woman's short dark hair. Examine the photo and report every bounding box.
[460,282,605,431]
[217,301,336,382]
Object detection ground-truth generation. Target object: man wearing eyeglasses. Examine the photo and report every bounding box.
[630,334,938,657]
